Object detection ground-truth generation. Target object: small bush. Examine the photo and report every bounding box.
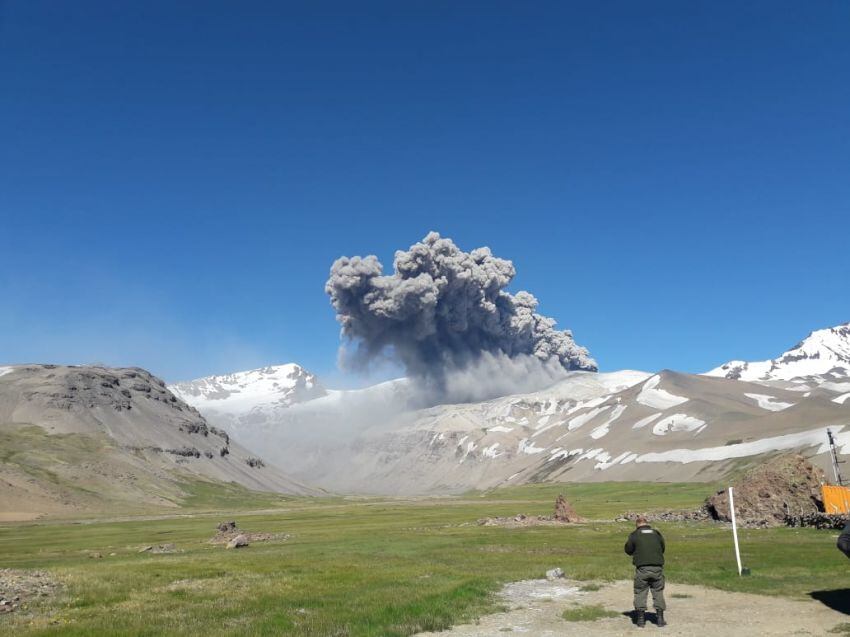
[561,604,620,622]
[579,583,602,592]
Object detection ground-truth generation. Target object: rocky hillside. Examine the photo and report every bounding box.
[0,364,320,520]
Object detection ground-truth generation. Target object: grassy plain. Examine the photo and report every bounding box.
[1,481,847,636]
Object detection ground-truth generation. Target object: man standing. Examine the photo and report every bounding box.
[625,516,667,628]
[838,519,850,559]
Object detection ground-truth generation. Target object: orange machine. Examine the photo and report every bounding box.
[822,485,850,514]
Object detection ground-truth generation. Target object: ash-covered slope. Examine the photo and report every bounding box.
[0,364,320,519]
[706,322,850,387]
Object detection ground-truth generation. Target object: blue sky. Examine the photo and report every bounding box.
[1,1,848,384]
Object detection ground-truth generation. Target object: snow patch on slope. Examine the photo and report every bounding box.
[636,426,850,464]
[590,404,627,439]
[652,413,706,436]
[744,393,795,412]
[632,413,662,430]
[823,382,850,393]
[518,438,546,455]
[636,375,688,410]
[834,393,850,405]
[568,406,610,430]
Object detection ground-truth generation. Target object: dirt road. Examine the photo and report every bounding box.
[417,578,848,636]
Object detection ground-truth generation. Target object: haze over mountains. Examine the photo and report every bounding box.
[171,322,850,494]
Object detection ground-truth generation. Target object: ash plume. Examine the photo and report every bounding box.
[325,232,597,382]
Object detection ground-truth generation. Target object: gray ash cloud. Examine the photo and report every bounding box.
[325,232,597,379]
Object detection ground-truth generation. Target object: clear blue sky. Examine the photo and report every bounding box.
[1,1,848,384]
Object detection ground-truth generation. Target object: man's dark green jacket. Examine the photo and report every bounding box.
[838,521,850,559]
[625,524,666,567]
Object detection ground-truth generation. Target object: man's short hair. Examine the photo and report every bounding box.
[635,516,648,526]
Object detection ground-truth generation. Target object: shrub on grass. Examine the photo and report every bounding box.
[561,604,620,622]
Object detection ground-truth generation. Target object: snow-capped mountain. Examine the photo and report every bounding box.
[173,362,850,494]
[169,364,327,426]
[170,324,850,494]
[706,322,850,383]
[348,369,850,493]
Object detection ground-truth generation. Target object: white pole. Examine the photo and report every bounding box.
[728,486,743,576]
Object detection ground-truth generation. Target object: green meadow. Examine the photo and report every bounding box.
[1,481,846,636]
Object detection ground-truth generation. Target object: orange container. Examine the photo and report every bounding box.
[822,485,850,514]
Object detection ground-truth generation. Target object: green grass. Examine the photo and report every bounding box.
[0,481,846,636]
[561,604,620,622]
[175,479,313,512]
[0,423,323,519]
[830,624,850,634]
[578,583,602,592]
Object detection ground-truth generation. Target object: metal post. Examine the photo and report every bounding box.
[729,486,743,576]
[828,428,845,486]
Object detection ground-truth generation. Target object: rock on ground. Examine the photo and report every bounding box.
[554,495,584,523]
[226,534,249,549]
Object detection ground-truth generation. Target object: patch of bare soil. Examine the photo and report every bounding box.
[417,579,848,636]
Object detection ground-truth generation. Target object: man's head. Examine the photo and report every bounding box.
[635,516,649,528]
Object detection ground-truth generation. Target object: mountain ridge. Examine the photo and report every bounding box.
[705,322,850,383]
[169,322,850,495]
[0,364,321,520]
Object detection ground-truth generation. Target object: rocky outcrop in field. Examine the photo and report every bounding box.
[705,454,826,527]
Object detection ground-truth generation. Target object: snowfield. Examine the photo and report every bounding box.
[636,375,689,409]
[744,393,795,411]
[636,426,849,464]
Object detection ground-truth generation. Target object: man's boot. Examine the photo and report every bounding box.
[635,610,646,627]
[656,609,666,627]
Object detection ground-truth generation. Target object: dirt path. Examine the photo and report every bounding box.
[417,579,849,636]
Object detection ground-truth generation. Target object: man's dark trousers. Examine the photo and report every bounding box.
[633,565,666,611]
[625,523,667,612]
